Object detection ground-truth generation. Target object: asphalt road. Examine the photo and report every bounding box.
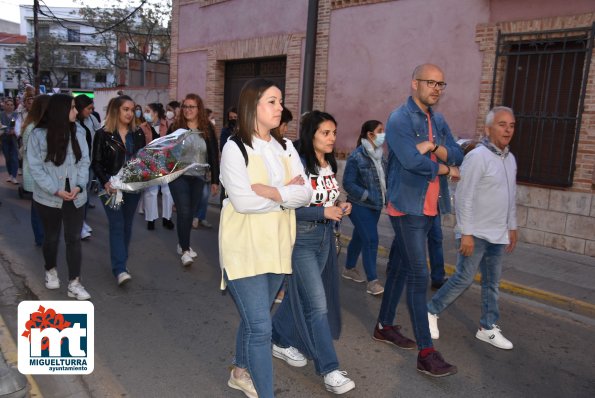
[1,187,594,398]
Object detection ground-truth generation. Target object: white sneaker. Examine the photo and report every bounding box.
[67,278,91,300]
[272,344,307,367]
[117,272,132,286]
[177,244,197,258]
[181,251,194,266]
[83,221,93,232]
[323,370,355,394]
[476,325,513,350]
[428,312,439,339]
[10,177,19,185]
[81,229,91,240]
[192,217,199,229]
[45,268,60,289]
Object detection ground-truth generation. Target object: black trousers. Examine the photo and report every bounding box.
[34,200,84,281]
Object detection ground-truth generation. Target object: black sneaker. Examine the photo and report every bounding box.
[373,323,416,349]
[147,221,155,230]
[417,351,457,377]
[162,218,175,230]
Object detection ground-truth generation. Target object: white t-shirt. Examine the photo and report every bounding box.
[308,165,340,207]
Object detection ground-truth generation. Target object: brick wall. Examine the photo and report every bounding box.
[474,13,595,256]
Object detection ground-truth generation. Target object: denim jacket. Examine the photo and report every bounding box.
[27,127,90,209]
[343,145,387,210]
[385,96,464,216]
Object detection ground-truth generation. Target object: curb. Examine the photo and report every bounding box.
[339,236,595,319]
[0,313,43,398]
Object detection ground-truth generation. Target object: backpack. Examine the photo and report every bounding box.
[230,135,249,166]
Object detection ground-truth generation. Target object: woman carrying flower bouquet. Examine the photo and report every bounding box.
[92,95,146,286]
[167,93,219,266]
[219,78,312,398]
[27,93,91,300]
[140,102,175,231]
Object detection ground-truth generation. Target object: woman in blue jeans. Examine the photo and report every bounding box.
[219,79,311,398]
[92,95,146,286]
[342,120,387,296]
[272,111,355,395]
[168,93,219,266]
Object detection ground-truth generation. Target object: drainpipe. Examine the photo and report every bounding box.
[300,0,318,115]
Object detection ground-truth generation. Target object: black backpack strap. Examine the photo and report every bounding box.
[230,135,248,166]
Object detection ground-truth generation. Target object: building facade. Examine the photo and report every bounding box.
[0,32,27,98]
[170,0,595,256]
[19,5,116,92]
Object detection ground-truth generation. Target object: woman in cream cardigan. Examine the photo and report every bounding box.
[219,78,311,398]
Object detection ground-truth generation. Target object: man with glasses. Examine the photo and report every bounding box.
[373,64,463,377]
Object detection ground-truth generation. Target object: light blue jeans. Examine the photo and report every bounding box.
[427,236,505,329]
[225,271,284,398]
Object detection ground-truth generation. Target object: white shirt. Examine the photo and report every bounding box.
[220,136,312,213]
[455,145,517,244]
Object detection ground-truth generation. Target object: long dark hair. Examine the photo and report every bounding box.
[74,94,93,122]
[237,78,285,149]
[357,120,382,147]
[299,110,337,175]
[37,94,82,166]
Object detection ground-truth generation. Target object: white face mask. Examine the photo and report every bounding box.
[373,133,386,146]
[166,111,174,120]
[210,118,216,126]
[144,113,153,124]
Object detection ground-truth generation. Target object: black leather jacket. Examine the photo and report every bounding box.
[92,127,146,186]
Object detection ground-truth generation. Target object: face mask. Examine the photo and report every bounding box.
[144,113,153,123]
[135,110,141,118]
[228,119,237,129]
[373,133,386,146]
[166,111,174,120]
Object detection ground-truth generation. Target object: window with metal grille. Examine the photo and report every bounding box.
[491,25,594,187]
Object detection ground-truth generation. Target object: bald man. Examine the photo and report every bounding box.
[373,64,463,377]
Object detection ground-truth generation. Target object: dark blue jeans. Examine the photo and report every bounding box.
[225,271,284,398]
[345,203,381,281]
[1,134,19,178]
[102,192,140,277]
[273,222,339,375]
[378,214,434,350]
[428,213,446,283]
[169,175,204,251]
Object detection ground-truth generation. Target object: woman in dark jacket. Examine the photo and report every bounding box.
[342,120,388,296]
[92,95,145,286]
[167,93,219,266]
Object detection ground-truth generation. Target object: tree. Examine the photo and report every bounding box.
[75,0,171,74]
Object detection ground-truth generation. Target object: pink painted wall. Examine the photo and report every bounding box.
[326,0,490,151]
[177,0,308,49]
[177,51,208,99]
[490,0,595,23]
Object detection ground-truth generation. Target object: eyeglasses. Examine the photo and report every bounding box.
[181,105,198,110]
[416,79,447,90]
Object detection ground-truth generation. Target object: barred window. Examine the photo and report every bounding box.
[491,25,594,187]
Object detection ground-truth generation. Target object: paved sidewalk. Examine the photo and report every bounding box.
[338,212,595,318]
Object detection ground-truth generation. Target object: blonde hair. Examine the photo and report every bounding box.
[104,95,136,133]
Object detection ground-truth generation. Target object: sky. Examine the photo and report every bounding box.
[1,0,139,23]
